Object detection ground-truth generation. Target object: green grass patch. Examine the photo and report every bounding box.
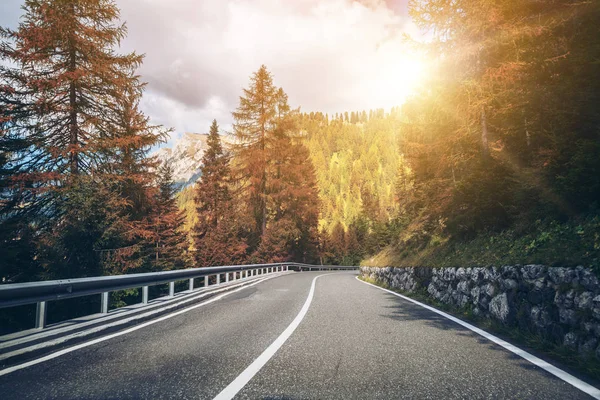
[363,216,600,276]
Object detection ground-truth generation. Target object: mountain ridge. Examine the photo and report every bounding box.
[153,132,234,188]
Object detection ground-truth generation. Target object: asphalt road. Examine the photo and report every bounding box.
[0,272,595,399]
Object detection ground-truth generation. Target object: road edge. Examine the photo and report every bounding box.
[356,276,600,399]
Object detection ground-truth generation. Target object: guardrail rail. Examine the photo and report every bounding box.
[0,263,357,330]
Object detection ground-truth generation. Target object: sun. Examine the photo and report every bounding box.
[366,46,428,109]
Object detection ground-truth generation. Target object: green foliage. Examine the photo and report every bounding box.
[37,177,126,279]
[367,216,600,275]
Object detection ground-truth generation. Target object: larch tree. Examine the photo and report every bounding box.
[0,0,166,279]
[231,65,277,245]
[232,66,319,262]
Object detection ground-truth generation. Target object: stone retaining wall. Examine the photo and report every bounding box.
[360,265,600,359]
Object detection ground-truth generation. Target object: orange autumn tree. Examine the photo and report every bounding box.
[232,66,319,262]
[0,0,169,279]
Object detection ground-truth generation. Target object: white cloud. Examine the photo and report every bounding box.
[1,0,424,139]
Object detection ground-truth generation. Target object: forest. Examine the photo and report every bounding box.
[1,0,599,297]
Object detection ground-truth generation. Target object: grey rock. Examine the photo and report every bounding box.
[521,264,546,280]
[530,306,552,329]
[501,265,519,280]
[483,267,499,282]
[579,338,598,355]
[583,322,600,338]
[559,308,579,327]
[548,267,576,285]
[501,279,518,291]
[489,293,511,323]
[532,278,546,291]
[555,290,575,308]
[470,268,485,284]
[575,292,594,310]
[580,268,599,290]
[457,280,470,294]
[456,267,467,280]
[563,332,578,349]
[482,283,495,298]
[443,268,456,281]
[471,287,481,305]
[458,294,470,308]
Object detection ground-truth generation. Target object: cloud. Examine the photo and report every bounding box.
[1,0,421,138]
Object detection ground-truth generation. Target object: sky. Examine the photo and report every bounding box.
[0,0,425,143]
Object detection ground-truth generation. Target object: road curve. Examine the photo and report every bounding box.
[0,271,595,399]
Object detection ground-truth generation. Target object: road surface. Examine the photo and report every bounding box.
[0,271,595,399]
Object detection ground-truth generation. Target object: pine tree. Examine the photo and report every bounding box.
[195,120,230,229]
[149,161,188,271]
[193,120,247,267]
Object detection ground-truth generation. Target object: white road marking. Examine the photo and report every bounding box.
[357,276,600,399]
[213,273,335,400]
[0,275,282,377]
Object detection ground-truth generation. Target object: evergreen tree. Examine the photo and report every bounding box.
[149,161,188,271]
[193,120,247,267]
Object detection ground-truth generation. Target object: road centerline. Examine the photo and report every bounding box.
[213,272,336,400]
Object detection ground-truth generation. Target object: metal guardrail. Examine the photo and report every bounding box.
[0,263,357,329]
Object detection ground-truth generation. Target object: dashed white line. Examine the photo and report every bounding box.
[357,276,600,400]
[213,273,334,400]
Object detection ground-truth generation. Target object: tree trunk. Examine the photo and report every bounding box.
[68,12,78,176]
[481,106,489,161]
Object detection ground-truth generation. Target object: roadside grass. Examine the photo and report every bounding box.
[358,276,600,384]
[363,216,600,276]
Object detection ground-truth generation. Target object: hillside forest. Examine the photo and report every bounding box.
[2,0,600,298]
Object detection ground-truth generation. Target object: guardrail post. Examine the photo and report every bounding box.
[142,286,149,304]
[189,278,194,291]
[225,273,229,283]
[169,282,175,297]
[216,274,221,285]
[101,292,109,314]
[204,276,209,287]
[35,301,47,329]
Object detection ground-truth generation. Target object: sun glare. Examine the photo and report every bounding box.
[367,50,428,109]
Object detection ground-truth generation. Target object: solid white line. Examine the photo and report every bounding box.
[213,273,334,400]
[356,276,600,399]
[0,275,280,377]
